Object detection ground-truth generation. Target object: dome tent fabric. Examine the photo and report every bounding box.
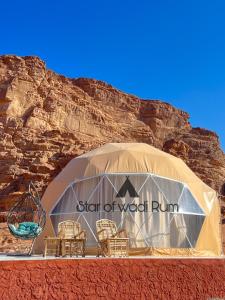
[34,143,222,256]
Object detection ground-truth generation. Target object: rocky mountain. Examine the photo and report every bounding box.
[0,55,225,224]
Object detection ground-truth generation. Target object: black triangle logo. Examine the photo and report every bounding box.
[116,176,139,198]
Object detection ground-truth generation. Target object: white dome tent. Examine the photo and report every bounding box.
[34,143,222,256]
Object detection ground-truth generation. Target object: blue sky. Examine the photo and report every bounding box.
[1,0,225,150]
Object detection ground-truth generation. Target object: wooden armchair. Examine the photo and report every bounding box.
[96,219,129,257]
[43,220,86,257]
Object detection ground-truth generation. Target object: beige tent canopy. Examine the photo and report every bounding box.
[34,143,222,256]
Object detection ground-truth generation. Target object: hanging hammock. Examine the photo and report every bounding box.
[7,182,46,254]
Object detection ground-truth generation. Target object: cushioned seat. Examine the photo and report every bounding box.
[9,222,42,238]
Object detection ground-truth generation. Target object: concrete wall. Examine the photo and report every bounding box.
[0,258,224,299]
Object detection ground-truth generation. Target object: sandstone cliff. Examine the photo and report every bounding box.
[0,55,224,223]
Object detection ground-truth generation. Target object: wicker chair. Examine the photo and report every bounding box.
[59,220,86,257]
[96,219,129,257]
[44,220,86,257]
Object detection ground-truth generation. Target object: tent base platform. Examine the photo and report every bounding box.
[0,256,224,299]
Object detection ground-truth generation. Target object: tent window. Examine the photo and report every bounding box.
[49,173,206,249]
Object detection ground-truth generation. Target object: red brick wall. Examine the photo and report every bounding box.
[0,258,224,300]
